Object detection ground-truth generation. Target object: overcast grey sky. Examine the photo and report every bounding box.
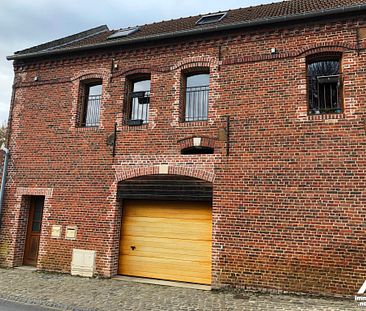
[0,0,281,124]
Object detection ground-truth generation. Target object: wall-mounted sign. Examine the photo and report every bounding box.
[65,226,77,240]
[51,225,62,238]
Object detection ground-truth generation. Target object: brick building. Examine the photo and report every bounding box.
[1,0,366,296]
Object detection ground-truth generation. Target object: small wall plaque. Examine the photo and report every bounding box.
[359,27,366,40]
[65,226,77,240]
[158,165,169,174]
[218,128,227,141]
[51,225,62,238]
[193,137,202,146]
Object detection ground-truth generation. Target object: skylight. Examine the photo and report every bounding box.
[108,27,139,39]
[196,12,227,25]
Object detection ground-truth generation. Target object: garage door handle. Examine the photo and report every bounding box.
[130,246,136,251]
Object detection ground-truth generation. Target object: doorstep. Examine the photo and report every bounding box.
[14,266,37,272]
[113,275,211,291]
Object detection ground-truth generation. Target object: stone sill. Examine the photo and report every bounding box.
[176,121,209,128]
[120,124,149,131]
[73,126,104,133]
[307,113,345,121]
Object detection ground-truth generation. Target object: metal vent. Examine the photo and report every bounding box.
[108,27,139,39]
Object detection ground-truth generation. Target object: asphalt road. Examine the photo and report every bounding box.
[0,299,59,311]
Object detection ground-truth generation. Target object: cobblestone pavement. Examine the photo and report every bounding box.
[0,268,359,311]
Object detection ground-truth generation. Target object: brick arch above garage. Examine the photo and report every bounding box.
[117,174,213,201]
[115,165,215,183]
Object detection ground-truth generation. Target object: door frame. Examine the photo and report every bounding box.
[10,188,52,268]
[23,196,45,266]
[111,171,215,280]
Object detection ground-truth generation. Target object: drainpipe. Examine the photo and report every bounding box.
[0,144,10,222]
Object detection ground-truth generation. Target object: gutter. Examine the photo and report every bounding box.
[7,3,366,61]
[0,144,10,224]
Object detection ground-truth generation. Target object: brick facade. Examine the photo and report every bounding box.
[1,13,366,296]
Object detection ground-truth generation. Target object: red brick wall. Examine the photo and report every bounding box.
[1,15,366,296]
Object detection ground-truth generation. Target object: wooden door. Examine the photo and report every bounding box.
[23,197,44,266]
[119,200,212,284]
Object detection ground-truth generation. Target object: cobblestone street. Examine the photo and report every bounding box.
[0,268,359,311]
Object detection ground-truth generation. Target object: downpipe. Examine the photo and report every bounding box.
[0,144,10,225]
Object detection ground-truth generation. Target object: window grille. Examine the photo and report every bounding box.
[183,73,209,122]
[81,83,102,127]
[125,78,151,125]
[308,59,342,115]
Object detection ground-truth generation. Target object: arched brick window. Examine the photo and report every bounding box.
[78,78,103,127]
[124,74,151,125]
[307,53,343,115]
[181,68,210,122]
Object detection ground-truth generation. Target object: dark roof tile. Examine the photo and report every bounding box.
[14,25,109,55]
[10,0,366,59]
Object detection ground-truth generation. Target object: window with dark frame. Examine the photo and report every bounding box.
[307,56,342,115]
[183,72,210,122]
[196,12,227,25]
[125,77,151,125]
[107,26,140,39]
[181,146,214,155]
[80,81,102,127]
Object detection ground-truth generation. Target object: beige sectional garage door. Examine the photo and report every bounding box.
[118,200,212,284]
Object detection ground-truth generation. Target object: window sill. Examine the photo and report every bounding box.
[177,120,209,127]
[120,123,149,131]
[75,126,101,131]
[307,113,345,121]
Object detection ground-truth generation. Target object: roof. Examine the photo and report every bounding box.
[8,0,366,60]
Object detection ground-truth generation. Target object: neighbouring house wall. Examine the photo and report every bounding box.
[0,15,366,296]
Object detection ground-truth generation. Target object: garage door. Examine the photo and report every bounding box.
[118,200,212,284]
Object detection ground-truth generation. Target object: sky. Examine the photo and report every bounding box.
[0,0,281,125]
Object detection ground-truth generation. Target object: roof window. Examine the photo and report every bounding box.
[196,12,227,25]
[108,27,139,39]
